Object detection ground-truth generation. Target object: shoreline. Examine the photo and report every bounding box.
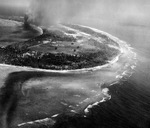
[0,25,129,74]
[0,23,137,128]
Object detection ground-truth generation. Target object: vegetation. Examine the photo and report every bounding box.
[0,25,120,70]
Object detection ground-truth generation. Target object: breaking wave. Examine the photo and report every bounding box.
[0,21,137,127]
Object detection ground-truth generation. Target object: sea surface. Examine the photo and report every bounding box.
[0,17,150,128]
[70,18,150,128]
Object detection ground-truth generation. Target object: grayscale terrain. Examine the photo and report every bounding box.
[0,0,150,128]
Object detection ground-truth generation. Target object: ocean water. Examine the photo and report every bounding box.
[66,18,150,128]
[0,0,150,127]
[0,17,149,128]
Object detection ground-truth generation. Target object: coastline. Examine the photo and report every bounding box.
[0,23,137,128]
[0,25,130,74]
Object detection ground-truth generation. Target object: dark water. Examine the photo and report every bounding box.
[51,19,150,128]
[51,56,150,128]
[1,4,150,127]
[12,25,150,128]
[1,23,150,128]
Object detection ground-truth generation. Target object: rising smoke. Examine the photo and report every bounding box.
[27,0,96,26]
[26,0,150,29]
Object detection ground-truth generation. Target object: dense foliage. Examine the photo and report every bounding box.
[0,26,120,70]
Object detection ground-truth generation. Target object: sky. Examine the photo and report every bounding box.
[0,0,31,8]
[0,0,150,51]
[0,0,150,27]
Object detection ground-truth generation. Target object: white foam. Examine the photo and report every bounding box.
[84,97,107,114]
[70,110,77,113]
[43,40,50,44]
[51,114,59,118]
[83,98,90,102]
[131,65,136,69]
[84,87,111,114]
[108,44,120,50]
[18,118,55,127]
[116,75,123,79]
[74,95,81,97]
[102,88,109,94]
[61,102,68,106]
[0,23,133,74]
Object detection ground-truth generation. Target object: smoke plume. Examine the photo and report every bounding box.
[28,0,95,26]
[26,0,150,29]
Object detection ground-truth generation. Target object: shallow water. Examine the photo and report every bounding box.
[1,1,150,127]
[0,18,138,128]
[68,16,150,128]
